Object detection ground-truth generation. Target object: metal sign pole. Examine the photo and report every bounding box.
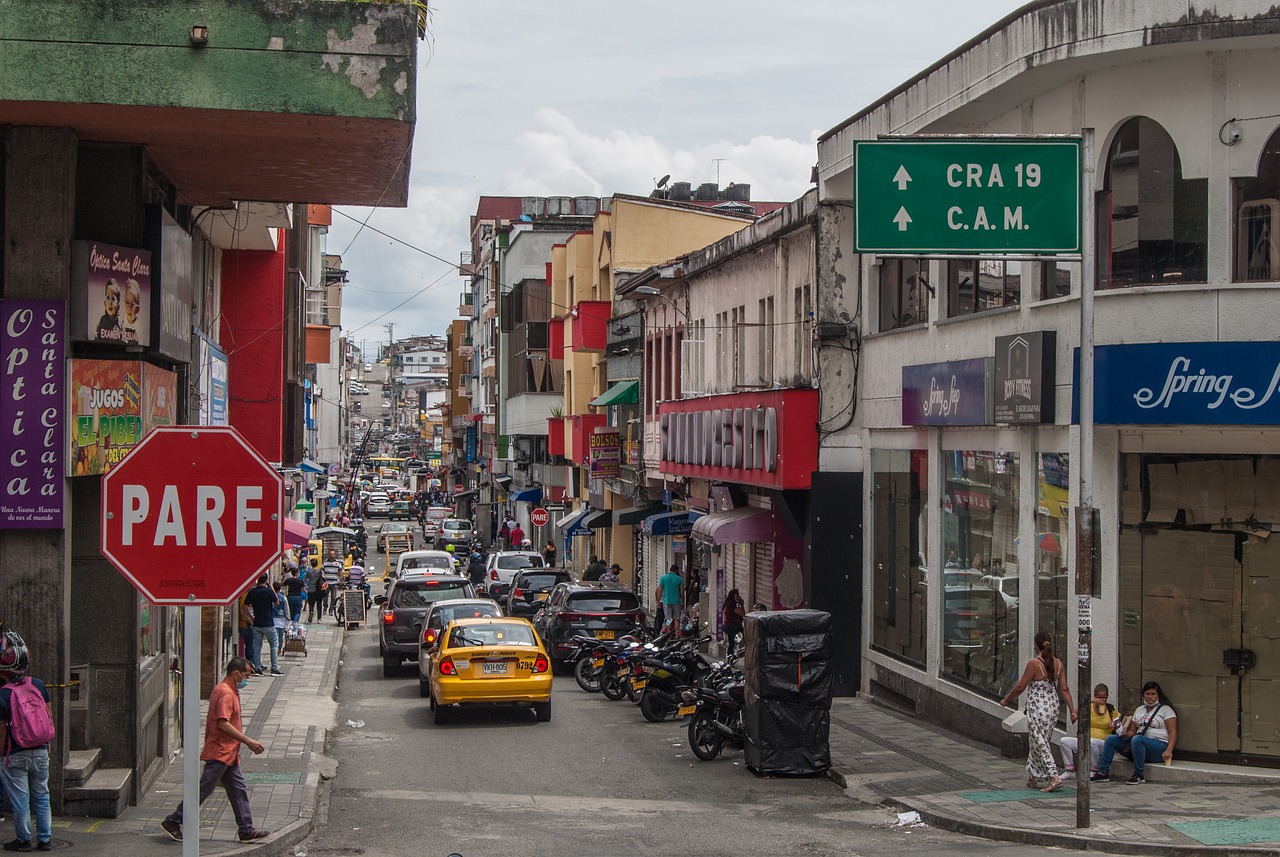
[182,605,201,857]
[1075,127,1097,830]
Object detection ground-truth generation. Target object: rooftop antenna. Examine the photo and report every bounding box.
[711,158,727,186]
[655,174,670,189]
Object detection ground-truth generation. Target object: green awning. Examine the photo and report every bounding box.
[615,505,664,526]
[589,380,639,407]
[293,501,316,511]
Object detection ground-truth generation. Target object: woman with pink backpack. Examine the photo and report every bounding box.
[0,630,54,852]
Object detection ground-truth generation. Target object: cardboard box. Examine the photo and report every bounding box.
[1121,490,1144,525]
[1178,460,1226,526]
[1258,459,1280,523]
[1218,677,1240,752]
[1146,463,1181,523]
[1224,459,1256,523]
[1243,678,1280,755]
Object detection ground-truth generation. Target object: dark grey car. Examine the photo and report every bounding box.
[532,582,646,663]
[504,569,573,618]
[376,575,475,676]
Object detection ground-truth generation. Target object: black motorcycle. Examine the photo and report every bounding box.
[634,636,714,722]
[681,658,746,761]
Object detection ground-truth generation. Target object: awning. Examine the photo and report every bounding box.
[299,459,325,474]
[282,518,313,546]
[589,380,639,407]
[615,505,664,526]
[562,509,593,538]
[510,485,543,503]
[690,507,771,545]
[583,509,612,529]
[642,510,702,536]
[313,526,356,536]
[293,501,316,512]
[454,489,478,500]
[555,507,587,529]
[494,474,514,489]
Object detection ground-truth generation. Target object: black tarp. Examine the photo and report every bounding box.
[743,609,833,776]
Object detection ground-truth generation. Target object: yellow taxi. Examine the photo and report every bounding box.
[425,617,553,724]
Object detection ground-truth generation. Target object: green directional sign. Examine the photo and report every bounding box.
[854,138,1081,254]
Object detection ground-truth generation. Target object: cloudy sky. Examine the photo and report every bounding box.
[330,0,1019,355]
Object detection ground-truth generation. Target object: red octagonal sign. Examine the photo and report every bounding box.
[101,426,284,605]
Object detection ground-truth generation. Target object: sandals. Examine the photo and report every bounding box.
[1041,776,1064,793]
[1026,778,1038,789]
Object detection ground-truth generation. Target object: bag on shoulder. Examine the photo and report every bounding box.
[7,678,55,755]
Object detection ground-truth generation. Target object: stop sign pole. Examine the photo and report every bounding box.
[101,426,283,857]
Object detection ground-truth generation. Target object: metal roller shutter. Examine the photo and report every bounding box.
[752,542,774,610]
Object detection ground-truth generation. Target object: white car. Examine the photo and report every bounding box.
[483,551,545,598]
[365,492,392,517]
[395,550,459,578]
[979,574,1020,611]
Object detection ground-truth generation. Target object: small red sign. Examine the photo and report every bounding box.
[530,507,550,527]
[100,426,284,605]
[453,483,464,494]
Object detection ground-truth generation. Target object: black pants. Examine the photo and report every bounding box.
[307,589,324,620]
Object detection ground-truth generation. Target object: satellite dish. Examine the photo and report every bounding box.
[656,174,671,189]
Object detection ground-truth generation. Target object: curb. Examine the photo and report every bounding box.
[826,765,849,789]
[880,797,1280,857]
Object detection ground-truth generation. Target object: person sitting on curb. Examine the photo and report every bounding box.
[1060,682,1118,779]
[1093,681,1177,785]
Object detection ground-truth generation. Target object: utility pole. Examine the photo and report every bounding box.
[385,323,395,436]
[1076,127,1097,830]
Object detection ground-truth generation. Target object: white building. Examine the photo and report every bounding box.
[817,0,1280,761]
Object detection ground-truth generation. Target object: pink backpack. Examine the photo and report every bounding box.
[5,678,55,761]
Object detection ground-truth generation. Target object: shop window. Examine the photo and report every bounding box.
[1101,117,1207,289]
[945,259,1022,318]
[870,449,929,667]
[941,450,1019,696]
[878,259,930,331]
[1234,126,1280,282]
[1036,453,1070,686]
[1038,260,1079,301]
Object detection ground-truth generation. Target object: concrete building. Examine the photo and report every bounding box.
[0,0,417,813]
[816,0,1280,761]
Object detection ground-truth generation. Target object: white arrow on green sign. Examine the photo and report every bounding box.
[854,138,1081,254]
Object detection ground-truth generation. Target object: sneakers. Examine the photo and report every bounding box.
[1089,772,1109,783]
[2,841,32,853]
[160,818,182,841]
[35,843,51,852]
[270,668,284,676]
[238,828,271,842]
[1127,774,1145,784]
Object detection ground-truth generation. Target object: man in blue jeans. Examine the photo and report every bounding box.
[244,573,284,676]
[0,632,52,852]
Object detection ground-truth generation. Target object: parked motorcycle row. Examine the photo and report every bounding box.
[565,628,747,762]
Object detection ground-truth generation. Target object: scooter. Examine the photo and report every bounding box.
[680,656,746,761]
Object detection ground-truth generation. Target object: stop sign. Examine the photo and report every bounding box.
[530,507,550,527]
[453,483,464,494]
[101,426,284,605]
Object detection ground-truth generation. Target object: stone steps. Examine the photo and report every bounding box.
[63,766,132,819]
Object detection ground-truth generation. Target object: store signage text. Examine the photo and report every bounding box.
[902,358,992,426]
[0,301,65,528]
[660,407,778,473]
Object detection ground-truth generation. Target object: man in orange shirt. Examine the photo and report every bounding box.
[159,657,270,843]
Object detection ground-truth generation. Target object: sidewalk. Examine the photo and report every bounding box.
[826,696,1280,855]
[51,619,344,857]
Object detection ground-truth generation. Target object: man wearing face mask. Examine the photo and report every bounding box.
[159,657,270,843]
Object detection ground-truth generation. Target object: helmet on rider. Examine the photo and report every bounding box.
[520,538,532,549]
[0,630,31,676]
[445,544,455,553]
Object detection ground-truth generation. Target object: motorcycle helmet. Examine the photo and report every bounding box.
[520,538,532,549]
[0,630,30,676]
[445,544,455,553]
[471,551,481,560]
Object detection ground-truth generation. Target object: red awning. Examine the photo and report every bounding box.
[283,518,313,547]
[690,507,771,545]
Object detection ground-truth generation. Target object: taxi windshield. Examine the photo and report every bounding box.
[448,623,536,648]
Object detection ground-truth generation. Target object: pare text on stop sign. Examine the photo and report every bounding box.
[120,484,269,547]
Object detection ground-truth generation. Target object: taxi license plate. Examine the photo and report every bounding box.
[481,662,508,675]
[677,704,697,717]
[631,680,647,691]
[591,658,605,668]
[535,593,549,601]
[594,630,615,640]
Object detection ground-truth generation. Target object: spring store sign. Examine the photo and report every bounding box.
[1085,342,1280,425]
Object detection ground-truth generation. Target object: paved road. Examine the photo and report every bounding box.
[303,627,1051,857]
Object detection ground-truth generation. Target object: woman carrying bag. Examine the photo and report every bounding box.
[1000,630,1077,792]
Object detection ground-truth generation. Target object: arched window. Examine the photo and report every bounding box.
[1101,117,1207,289]
[1234,126,1280,282]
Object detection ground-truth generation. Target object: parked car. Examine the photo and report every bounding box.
[483,551,545,599]
[376,575,476,676]
[504,568,573,617]
[532,582,645,664]
[395,549,458,578]
[388,501,415,521]
[375,522,414,552]
[423,617,552,724]
[365,492,392,517]
[979,573,1019,611]
[434,518,475,551]
[416,598,504,695]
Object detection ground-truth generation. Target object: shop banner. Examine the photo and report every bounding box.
[994,330,1056,424]
[70,359,142,475]
[1081,342,1280,425]
[71,241,152,346]
[589,428,621,479]
[146,205,194,363]
[902,358,992,426]
[0,300,66,528]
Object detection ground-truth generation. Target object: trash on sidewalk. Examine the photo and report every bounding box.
[346,719,365,728]
[893,810,925,828]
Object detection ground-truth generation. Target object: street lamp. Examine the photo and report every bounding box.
[632,284,687,318]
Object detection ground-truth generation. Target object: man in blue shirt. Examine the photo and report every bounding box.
[245,574,284,676]
[0,631,52,852]
[657,565,684,634]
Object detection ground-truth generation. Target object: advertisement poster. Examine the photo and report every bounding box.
[142,363,178,432]
[589,429,621,479]
[70,359,143,476]
[74,241,152,346]
[0,300,66,528]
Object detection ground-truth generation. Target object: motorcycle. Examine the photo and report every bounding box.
[680,657,746,761]
[634,635,714,722]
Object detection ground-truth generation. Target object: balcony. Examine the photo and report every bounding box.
[458,251,475,278]
[0,0,419,207]
[458,291,474,317]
